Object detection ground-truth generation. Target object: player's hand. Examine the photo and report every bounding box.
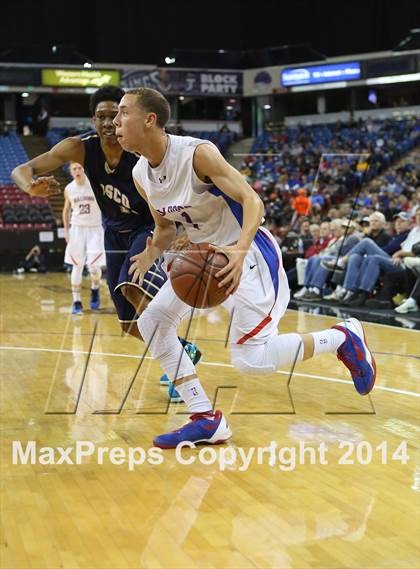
[64,229,69,243]
[27,177,61,197]
[210,244,247,296]
[128,236,156,285]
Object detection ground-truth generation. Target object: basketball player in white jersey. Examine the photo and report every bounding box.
[113,88,376,449]
[63,162,105,314]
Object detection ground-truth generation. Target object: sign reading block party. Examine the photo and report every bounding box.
[121,68,242,96]
[281,62,361,87]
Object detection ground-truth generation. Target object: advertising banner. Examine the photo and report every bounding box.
[121,68,242,96]
[281,62,361,87]
[42,69,120,87]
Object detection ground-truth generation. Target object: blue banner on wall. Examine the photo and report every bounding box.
[282,62,361,87]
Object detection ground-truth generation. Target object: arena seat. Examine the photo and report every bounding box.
[0,133,28,184]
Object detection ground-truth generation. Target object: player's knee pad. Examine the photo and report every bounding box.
[230,344,276,375]
[88,265,101,280]
[138,295,186,337]
[138,304,174,343]
[138,311,156,343]
[138,311,181,362]
[230,333,304,375]
[71,264,84,286]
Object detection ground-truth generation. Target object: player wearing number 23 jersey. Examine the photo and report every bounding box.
[64,173,104,268]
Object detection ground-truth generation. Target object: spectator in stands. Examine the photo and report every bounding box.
[294,219,361,301]
[326,208,340,220]
[364,257,420,310]
[408,189,420,216]
[299,217,312,243]
[308,223,320,244]
[395,256,420,313]
[280,217,313,271]
[384,197,401,220]
[310,187,325,212]
[305,221,332,258]
[17,245,46,274]
[291,188,311,224]
[290,221,332,289]
[332,210,420,307]
[365,212,391,246]
[361,211,420,308]
[324,212,412,304]
[322,211,390,271]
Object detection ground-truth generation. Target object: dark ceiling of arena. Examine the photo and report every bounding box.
[2,0,420,67]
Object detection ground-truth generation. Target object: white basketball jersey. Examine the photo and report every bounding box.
[132,134,245,246]
[66,178,102,227]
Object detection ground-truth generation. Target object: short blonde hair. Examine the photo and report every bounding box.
[126,87,171,128]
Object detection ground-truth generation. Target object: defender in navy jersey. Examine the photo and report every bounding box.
[11,87,201,381]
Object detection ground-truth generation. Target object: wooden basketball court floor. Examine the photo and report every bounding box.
[0,272,419,569]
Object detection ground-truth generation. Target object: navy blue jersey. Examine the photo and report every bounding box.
[80,131,154,231]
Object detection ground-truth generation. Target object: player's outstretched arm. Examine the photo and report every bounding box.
[193,143,264,295]
[11,136,84,198]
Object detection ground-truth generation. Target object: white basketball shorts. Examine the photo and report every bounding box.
[64,225,105,267]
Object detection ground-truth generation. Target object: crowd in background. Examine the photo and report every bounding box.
[239,117,420,314]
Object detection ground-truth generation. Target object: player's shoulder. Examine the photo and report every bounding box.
[49,133,84,163]
[64,180,76,194]
[168,133,212,149]
[79,130,99,144]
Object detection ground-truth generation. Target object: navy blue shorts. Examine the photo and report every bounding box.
[104,225,167,323]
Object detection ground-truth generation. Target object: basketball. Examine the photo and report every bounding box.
[170,242,230,308]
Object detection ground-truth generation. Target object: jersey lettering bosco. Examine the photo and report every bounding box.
[80,131,154,231]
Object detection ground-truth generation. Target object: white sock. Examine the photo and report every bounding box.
[311,329,345,355]
[72,288,81,302]
[71,265,83,303]
[174,378,212,414]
